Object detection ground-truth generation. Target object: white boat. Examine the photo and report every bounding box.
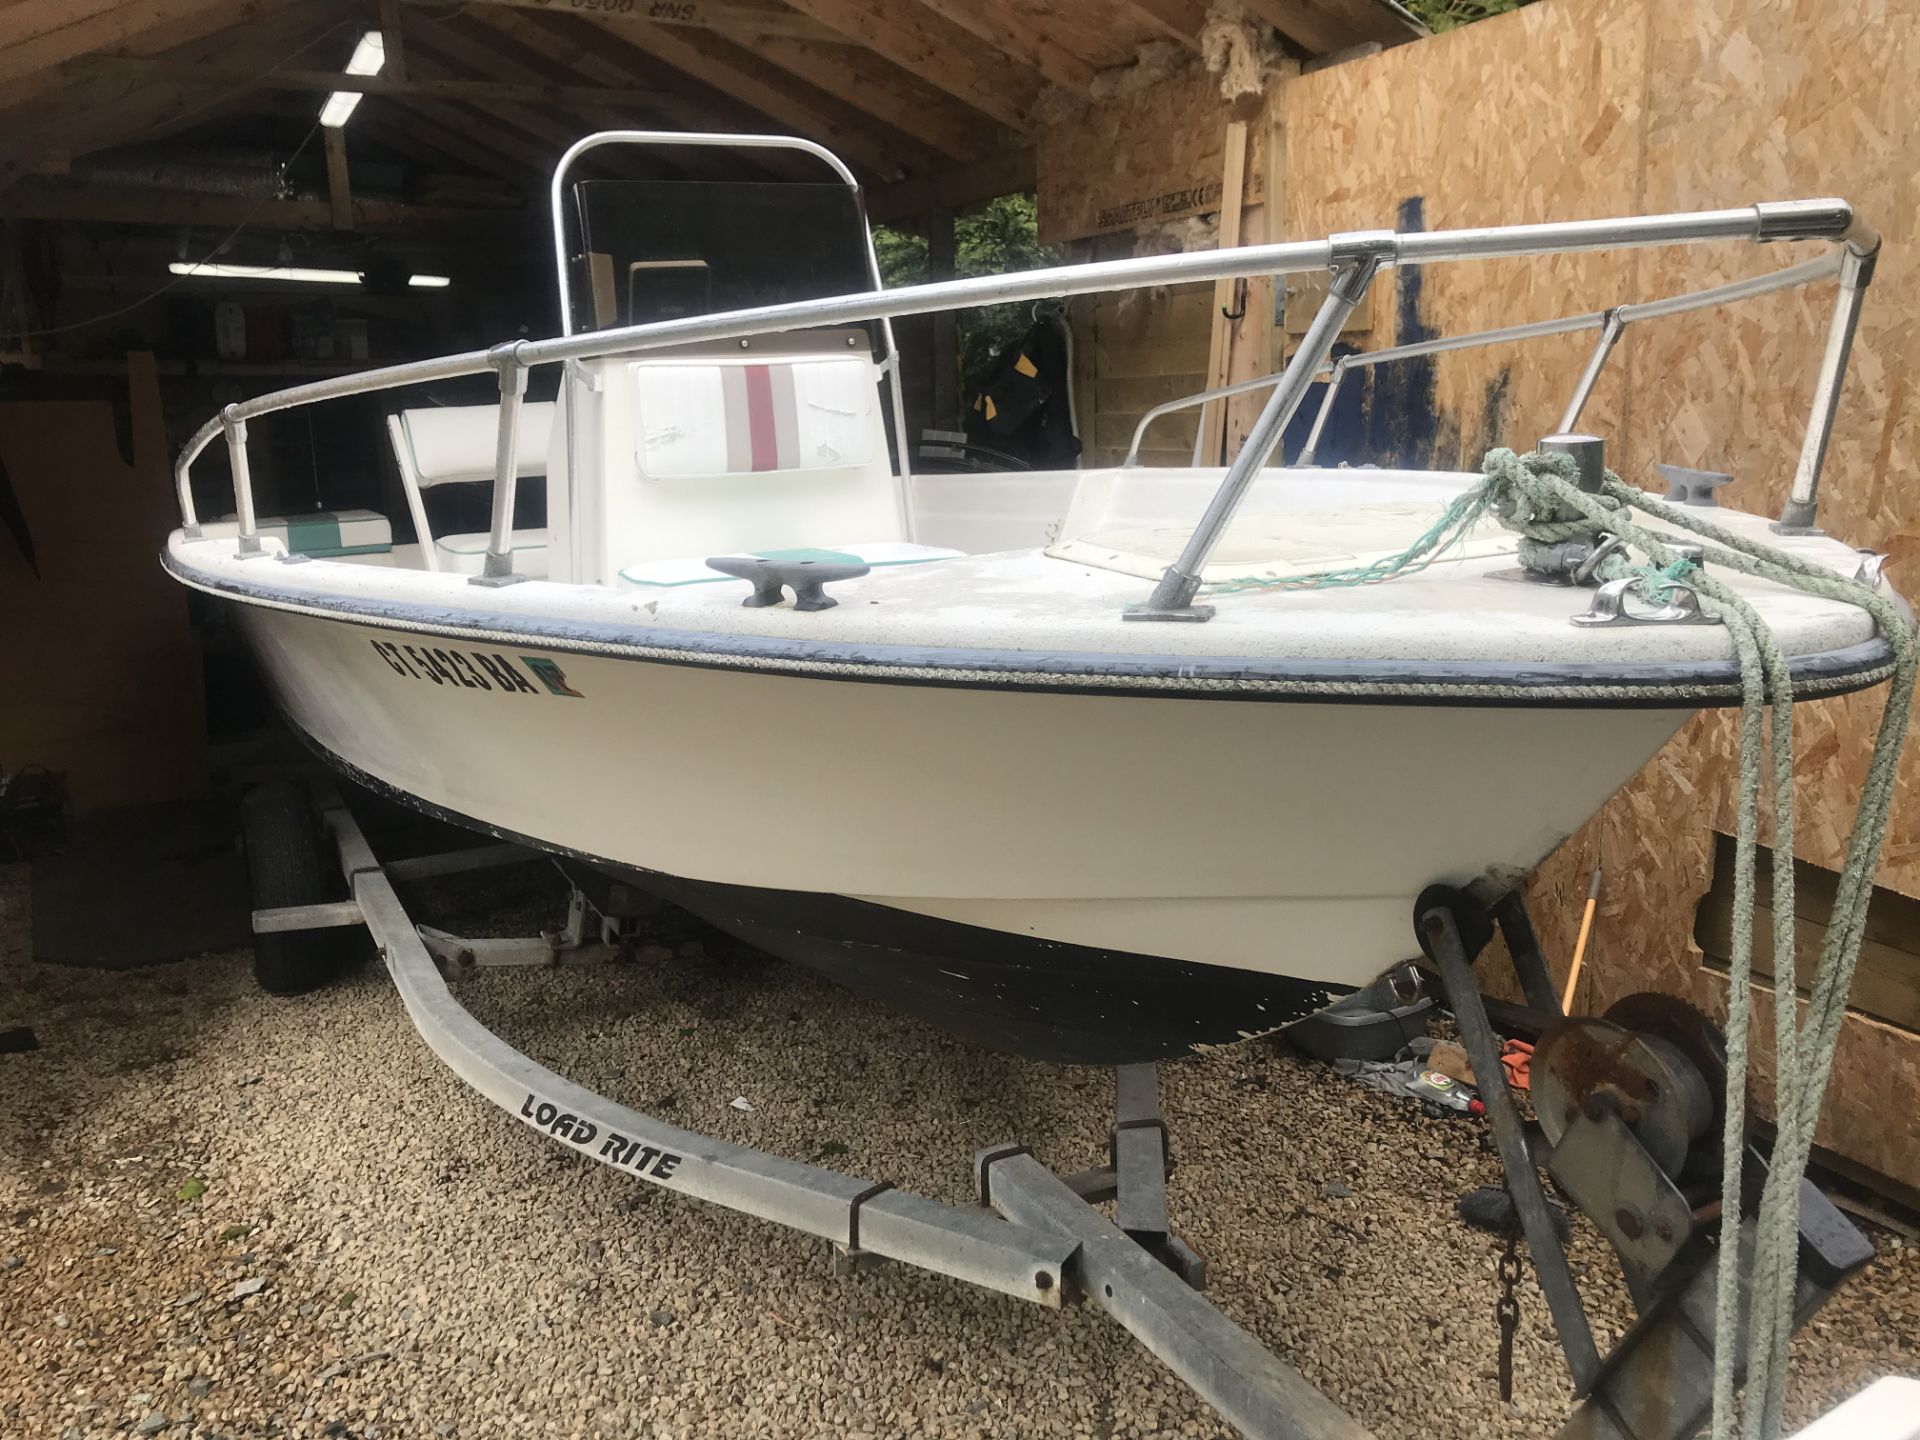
[164,132,1897,1064]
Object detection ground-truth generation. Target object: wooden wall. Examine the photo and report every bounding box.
[0,354,208,812]
[1042,0,1920,1188]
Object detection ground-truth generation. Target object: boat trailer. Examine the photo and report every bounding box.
[254,784,1875,1440]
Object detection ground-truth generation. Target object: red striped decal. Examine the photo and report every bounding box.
[743,364,777,471]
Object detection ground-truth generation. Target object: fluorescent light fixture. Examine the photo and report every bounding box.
[320,30,384,129]
[168,261,453,290]
[170,261,360,285]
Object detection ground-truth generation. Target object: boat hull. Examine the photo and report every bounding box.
[232,602,1689,1059]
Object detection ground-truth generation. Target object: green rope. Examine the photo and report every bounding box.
[1204,482,1504,594]
[1495,452,1914,1440]
[1212,449,1914,1438]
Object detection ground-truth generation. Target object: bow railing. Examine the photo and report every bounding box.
[170,157,1876,620]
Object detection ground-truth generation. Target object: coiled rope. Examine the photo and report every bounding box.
[1210,449,1916,1438]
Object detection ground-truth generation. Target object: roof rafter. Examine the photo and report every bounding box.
[457,7,816,181]
[351,109,541,191]
[70,54,680,111]
[867,149,1036,223]
[751,35,1015,164]
[1114,0,1206,50]
[777,0,1041,131]
[398,21,681,181]
[394,0,846,45]
[4,176,501,229]
[0,1,336,193]
[902,0,1097,94]
[1240,0,1424,54]
[0,0,313,97]
[570,11,931,180]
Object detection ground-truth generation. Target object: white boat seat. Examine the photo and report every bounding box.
[618,541,961,589]
[387,401,555,574]
[433,530,553,579]
[586,333,909,582]
[631,356,879,477]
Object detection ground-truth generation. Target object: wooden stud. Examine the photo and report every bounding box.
[927,208,960,430]
[1224,75,1295,454]
[378,0,407,80]
[1197,120,1249,466]
[323,126,353,232]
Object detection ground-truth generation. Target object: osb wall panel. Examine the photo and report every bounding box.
[1280,0,1650,471]
[1273,0,1920,1184]
[1037,64,1268,245]
[1570,0,1920,1185]
[1632,0,1920,888]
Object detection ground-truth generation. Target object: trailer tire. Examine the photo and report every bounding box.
[243,780,349,995]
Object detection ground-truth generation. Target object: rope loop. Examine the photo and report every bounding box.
[1205,445,1915,1439]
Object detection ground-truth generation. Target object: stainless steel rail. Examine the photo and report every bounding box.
[1121,253,1846,469]
[172,163,1877,609]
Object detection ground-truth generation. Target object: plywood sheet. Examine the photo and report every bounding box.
[1273,0,1920,1187]
[1280,0,1650,471]
[1036,63,1269,244]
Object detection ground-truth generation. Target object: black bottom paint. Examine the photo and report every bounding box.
[564,862,1348,1067]
[289,723,1350,1065]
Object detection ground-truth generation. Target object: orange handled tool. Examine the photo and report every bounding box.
[1561,864,1603,1015]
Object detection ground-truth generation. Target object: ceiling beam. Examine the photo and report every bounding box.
[867,149,1036,224]
[378,0,408,79]
[1238,0,1423,55]
[455,8,809,181]
[394,0,844,45]
[1292,0,1427,45]
[399,25,675,182]
[0,0,303,95]
[350,110,536,190]
[752,36,1012,163]
[323,126,354,231]
[384,93,566,179]
[903,0,1097,94]
[0,2,334,193]
[776,0,1041,132]
[5,178,499,230]
[1115,0,1205,50]
[65,55,679,110]
[571,12,925,179]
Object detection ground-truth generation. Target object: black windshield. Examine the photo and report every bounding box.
[569,180,878,339]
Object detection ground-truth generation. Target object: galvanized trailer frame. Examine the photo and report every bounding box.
[251,784,1882,1440]
[262,785,1374,1440]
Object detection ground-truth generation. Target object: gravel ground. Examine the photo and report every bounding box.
[2,856,1915,1439]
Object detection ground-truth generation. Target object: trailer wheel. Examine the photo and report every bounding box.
[243,780,350,995]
